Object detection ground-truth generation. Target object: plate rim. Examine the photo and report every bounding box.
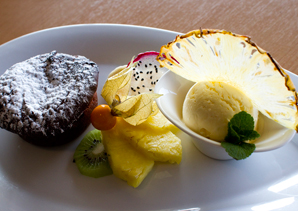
[0,23,181,48]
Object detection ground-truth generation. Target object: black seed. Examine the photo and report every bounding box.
[133,68,135,71]
[139,61,142,63]
[138,91,140,94]
[147,71,149,74]
[150,76,153,79]
[140,71,143,73]
[149,63,152,66]
[142,85,145,87]
[151,82,154,85]
[131,87,134,90]
[145,64,147,68]
[136,72,139,75]
[135,78,138,81]
[154,82,156,85]
[141,78,144,81]
[138,63,140,66]
[137,87,140,89]
[150,71,152,74]
[149,89,152,91]
[137,76,139,79]
[156,79,159,82]
[156,69,158,73]
[133,74,136,77]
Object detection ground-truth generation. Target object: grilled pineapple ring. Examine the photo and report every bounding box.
[157,29,298,131]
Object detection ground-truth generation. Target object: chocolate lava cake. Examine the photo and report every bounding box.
[0,51,99,146]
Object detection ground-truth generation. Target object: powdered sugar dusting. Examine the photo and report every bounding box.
[0,51,99,138]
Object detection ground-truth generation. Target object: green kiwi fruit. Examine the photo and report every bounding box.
[73,129,113,178]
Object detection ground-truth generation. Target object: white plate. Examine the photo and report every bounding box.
[1,24,298,211]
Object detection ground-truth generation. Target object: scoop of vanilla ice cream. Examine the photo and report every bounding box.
[182,81,259,141]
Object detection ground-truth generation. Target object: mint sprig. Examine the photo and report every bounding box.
[221,111,260,160]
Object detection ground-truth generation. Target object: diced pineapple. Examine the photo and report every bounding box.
[102,123,154,188]
[117,114,182,164]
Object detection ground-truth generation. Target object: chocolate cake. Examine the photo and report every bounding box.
[0,51,99,146]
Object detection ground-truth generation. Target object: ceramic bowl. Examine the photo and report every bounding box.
[155,71,296,160]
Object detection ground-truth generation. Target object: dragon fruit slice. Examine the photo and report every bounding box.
[102,51,168,126]
[108,51,168,96]
[128,51,168,96]
[104,51,168,106]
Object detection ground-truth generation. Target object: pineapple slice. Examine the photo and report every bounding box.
[157,29,298,131]
[117,112,182,164]
[102,123,154,188]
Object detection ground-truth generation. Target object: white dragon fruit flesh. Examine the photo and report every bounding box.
[128,51,168,96]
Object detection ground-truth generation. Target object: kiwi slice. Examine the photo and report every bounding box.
[73,129,113,178]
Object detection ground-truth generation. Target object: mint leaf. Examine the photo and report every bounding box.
[229,111,255,130]
[245,130,260,141]
[225,123,241,144]
[221,141,256,160]
[222,111,260,160]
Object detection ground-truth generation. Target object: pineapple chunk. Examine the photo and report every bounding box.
[102,111,182,187]
[118,112,182,164]
[127,129,182,164]
[102,124,154,188]
[145,110,179,132]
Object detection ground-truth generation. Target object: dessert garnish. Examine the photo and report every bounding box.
[222,111,260,160]
[108,51,167,96]
[90,52,169,131]
[73,130,112,178]
[157,29,298,159]
[91,104,117,131]
[100,52,168,126]
[74,51,182,187]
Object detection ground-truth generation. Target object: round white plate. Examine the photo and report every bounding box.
[1,24,298,211]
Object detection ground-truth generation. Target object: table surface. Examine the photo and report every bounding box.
[0,0,297,74]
